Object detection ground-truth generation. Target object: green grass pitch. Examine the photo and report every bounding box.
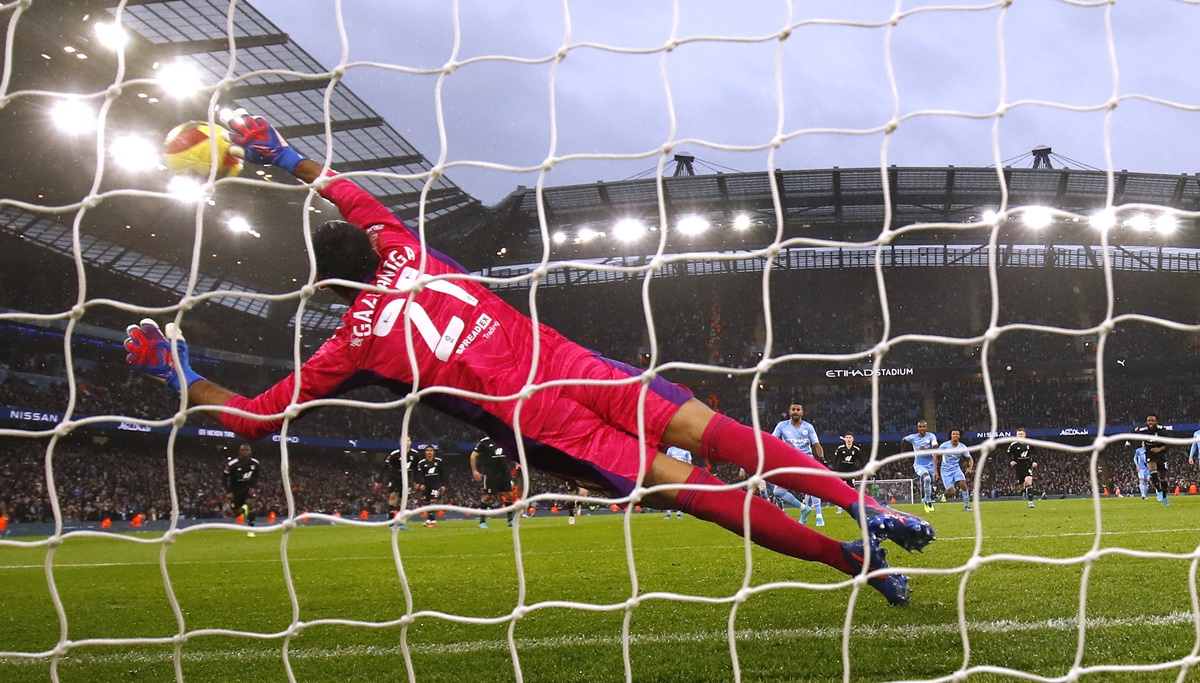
[1,497,1198,682]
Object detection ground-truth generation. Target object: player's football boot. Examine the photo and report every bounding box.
[479,520,489,529]
[815,514,826,527]
[840,538,910,607]
[1162,497,1171,506]
[849,501,935,553]
[800,505,811,525]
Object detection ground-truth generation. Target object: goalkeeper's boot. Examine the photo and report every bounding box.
[840,538,910,607]
[850,501,935,553]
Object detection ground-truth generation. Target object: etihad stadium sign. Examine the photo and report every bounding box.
[825,368,915,378]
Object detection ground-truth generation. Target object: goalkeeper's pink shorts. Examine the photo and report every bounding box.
[498,350,693,496]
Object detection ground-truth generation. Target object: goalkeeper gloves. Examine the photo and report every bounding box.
[124,318,205,392]
[223,108,307,175]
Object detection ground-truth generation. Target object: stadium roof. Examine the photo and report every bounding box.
[479,165,1200,268]
[2,2,1199,332]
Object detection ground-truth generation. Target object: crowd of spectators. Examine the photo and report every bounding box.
[4,266,1200,522]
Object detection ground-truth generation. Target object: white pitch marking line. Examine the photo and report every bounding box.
[0,612,1194,666]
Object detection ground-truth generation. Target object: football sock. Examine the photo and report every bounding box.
[1138,481,1148,498]
[809,496,823,514]
[700,415,875,509]
[774,487,806,510]
[1022,489,1028,502]
[675,468,851,573]
[1150,471,1162,494]
[922,476,933,504]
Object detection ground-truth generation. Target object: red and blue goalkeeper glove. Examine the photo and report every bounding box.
[223,109,307,174]
[124,319,205,391]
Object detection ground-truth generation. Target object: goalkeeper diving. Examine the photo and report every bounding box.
[123,110,935,606]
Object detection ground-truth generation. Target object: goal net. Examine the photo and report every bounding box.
[852,479,915,507]
[2,1,1200,682]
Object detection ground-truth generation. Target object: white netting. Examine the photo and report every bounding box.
[853,479,915,506]
[2,1,1200,682]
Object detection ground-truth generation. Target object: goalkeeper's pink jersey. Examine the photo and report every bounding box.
[220,176,691,495]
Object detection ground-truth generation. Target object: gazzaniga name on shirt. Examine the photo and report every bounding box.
[351,247,415,337]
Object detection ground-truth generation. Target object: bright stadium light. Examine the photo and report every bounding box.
[1022,206,1053,230]
[677,215,708,236]
[228,216,261,238]
[1090,210,1116,231]
[552,231,567,245]
[51,98,96,134]
[94,21,129,50]
[1125,214,1151,232]
[613,219,645,242]
[732,214,751,231]
[1155,213,1178,234]
[167,175,206,203]
[157,61,204,98]
[578,228,599,243]
[982,209,999,224]
[109,135,159,172]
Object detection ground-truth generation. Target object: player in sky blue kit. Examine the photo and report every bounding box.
[938,429,974,511]
[1189,427,1199,469]
[903,420,938,512]
[1134,446,1151,500]
[772,403,826,527]
[663,446,693,519]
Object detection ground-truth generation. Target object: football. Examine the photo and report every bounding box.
[162,121,243,178]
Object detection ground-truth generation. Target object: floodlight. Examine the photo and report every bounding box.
[157,61,204,98]
[51,98,96,134]
[552,232,567,245]
[228,216,261,238]
[981,210,999,224]
[167,175,205,203]
[1155,214,1178,234]
[677,215,708,236]
[733,214,751,231]
[110,135,159,172]
[1125,214,1151,232]
[1089,210,1116,231]
[613,219,645,242]
[1022,206,1053,230]
[94,22,129,50]
[578,228,599,243]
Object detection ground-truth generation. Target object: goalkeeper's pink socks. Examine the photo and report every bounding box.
[700,414,876,510]
[675,468,851,573]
